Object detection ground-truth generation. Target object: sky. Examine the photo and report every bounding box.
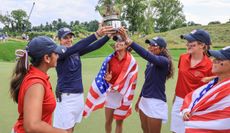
[0,0,230,28]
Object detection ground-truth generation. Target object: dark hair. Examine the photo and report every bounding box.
[9,53,48,103]
[161,48,174,80]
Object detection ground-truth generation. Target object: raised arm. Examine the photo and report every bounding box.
[130,42,169,67]
[79,35,110,56]
[59,34,97,59]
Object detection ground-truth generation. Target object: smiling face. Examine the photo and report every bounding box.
[114,41,128,52]
[59,34,73,47]
[186,41,205,54]
[211,58,230,76]
[147,44,162,55]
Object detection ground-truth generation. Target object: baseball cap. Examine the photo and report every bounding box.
[145,36,167,48]
[27,36,66,58]
[57,27,75,39]
[207,46,230,60]
[180,29,211,45]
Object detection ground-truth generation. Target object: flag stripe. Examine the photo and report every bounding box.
[181,78,230,132]
[83,52,138,120]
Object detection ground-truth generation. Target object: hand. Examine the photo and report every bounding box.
[135,97,141,112]
[118,27,133,46]
[201,76,217,83]
[96,23,116,37]
[183,112,190,121]
[104,71,112,82]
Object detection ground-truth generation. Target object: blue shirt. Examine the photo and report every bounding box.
[56,34,110,93]
[130,42,169,102]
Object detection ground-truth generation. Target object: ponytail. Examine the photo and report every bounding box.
[10,50,29,103]
[161,48,174,80]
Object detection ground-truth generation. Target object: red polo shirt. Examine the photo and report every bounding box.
[108,52,128,84]
[175,53,213,98]
[14,66,56,133]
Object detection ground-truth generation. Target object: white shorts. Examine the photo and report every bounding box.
[105,90,123,109]
[170,96,185,133]
[139,97,168,123]
[53,93,84,129]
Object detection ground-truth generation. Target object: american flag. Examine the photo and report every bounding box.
[181,77,230,133]
[83,52,138,120]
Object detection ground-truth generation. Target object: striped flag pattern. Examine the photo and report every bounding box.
[83,52,138,120]
[181,78,230,133]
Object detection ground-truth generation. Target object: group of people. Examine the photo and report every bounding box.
[9,23,230,133]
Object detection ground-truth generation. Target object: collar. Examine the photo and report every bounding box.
[28,65,50,80]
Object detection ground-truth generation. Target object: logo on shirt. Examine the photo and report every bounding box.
[194,71,201,77]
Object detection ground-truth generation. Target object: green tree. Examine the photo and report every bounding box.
[122,0,147,34]
[11,9,31,32]
[152,0,186,32]
[87,20,99,32]
[140,0,155,34]
[0,9,31,33]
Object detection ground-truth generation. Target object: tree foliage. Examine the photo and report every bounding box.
[96,0,186,34]
[152,0,186,32]
[0,9,31,33]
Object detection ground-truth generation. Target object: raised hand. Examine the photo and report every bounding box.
[118,27,133,46]
[104,71,112,82]
[96,23,116,38]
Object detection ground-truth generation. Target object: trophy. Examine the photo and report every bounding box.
[96,0,122,30]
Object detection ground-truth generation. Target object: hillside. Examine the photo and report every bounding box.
[132,23,230,48]
[0,23,229,61]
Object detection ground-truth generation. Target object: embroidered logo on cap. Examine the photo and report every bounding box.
[191,30,197,34]
[223,46,230,50]
[62,48,66,53]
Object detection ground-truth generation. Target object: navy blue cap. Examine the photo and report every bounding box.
[181,29,211,45]
[145,36,167,48]
[27,36,66,58]
[207,46,230,60]
[57,27,75,39]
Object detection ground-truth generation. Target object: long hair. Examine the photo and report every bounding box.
[161,48,174,80]
[10,52,43,103]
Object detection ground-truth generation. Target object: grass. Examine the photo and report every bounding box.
[1,23,230,62]
[0,55,181,133]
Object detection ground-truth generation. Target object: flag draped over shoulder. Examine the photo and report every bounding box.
[181,77,230,133]
[83,52,138,120]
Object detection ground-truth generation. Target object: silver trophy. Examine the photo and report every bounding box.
[96,0,122,30]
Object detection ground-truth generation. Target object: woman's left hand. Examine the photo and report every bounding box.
[96,23,116,37]
[183,112,190,121]
[104,71,112,82]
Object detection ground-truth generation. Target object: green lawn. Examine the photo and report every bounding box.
[0,55,180,133]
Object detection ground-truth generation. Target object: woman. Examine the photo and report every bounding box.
[181,46,230,133]
[10,36,67,133]
[119,28,174,133]
[53,26,115,133]
[103,35,138,133]
[83,35,138,133]
[171,29,213,133]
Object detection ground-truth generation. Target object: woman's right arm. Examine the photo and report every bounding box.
[59,34,97,59]
[23,83,67,133]
[130,42,169,67]
[59,26,114,59]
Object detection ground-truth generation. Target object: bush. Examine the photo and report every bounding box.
[28,32,55,40]
[208,21,221,25]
